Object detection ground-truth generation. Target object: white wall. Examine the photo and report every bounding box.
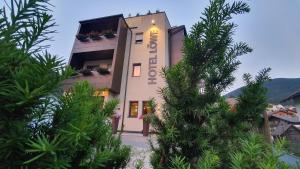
[121,13,171,131]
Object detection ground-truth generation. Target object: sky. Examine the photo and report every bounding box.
[2,0,300,92]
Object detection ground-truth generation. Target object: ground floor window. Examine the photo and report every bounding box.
[129,101,138,118]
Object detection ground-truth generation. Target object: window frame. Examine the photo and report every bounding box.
[128,101,139,118]
[132,63,141,77]
[135,32,143,44]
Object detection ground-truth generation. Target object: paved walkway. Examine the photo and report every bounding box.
[121,133,155,169]
[121,133,152,149]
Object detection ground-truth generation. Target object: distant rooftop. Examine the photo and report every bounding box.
[282,88,300,102]
[169,25,187,36]
[271,114,300,123]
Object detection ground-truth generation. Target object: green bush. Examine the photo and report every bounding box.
[0,0,130,168]
[230,134,289,169]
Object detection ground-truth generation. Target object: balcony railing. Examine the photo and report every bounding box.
[62,70,112,90]
[76,30,117,42]
[72,32,118,53]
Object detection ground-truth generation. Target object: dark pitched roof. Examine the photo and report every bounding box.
[169,25,187,36]
[273,124,300,136]
[273,124,292,136]
[281,88,300,102]
[294,125,300,131]
[271,114,300,123]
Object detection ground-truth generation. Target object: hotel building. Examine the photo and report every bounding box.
[63,12,186,132]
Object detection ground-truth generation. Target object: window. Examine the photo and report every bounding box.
[135,32,143,44]
[142,101,152,115]
[132,63,141,77]
[129,101,138,118]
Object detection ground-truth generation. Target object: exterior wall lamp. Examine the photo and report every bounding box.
[151,19,155,25]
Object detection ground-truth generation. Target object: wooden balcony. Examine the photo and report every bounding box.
[65,14,130,94]
[62,71,112,90]
[72,35,118,54]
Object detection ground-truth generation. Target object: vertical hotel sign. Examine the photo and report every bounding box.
[148,28,158,85]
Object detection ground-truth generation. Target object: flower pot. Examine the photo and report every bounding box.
[79,69,92,76]
[96,67,110,75]
[112,116,120,134]
[89,34,102,41]
[76,34,89,42]
[104,32,116,39]
[143,119,150,136]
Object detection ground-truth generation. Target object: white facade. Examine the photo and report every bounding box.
[119,13,172,132]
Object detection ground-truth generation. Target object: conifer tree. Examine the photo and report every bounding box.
[149,0,288,167]
[236,68,271,126]
[150,0,252,168]
[0,0,130,168]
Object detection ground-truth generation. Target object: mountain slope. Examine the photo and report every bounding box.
[225,78,300,104]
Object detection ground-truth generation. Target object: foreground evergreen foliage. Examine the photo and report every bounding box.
[236,68,271,125]
[229,134,289,169]
[149,0,252,168]
[169,134,291,169]
[149,0,294,168]
[0,0,130,168]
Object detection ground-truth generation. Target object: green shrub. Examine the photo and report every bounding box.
[170,156,191,169]
[230,134,289,169]
[0,0,130,168]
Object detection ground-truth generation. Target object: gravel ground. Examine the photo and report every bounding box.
[121,133,155,169]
